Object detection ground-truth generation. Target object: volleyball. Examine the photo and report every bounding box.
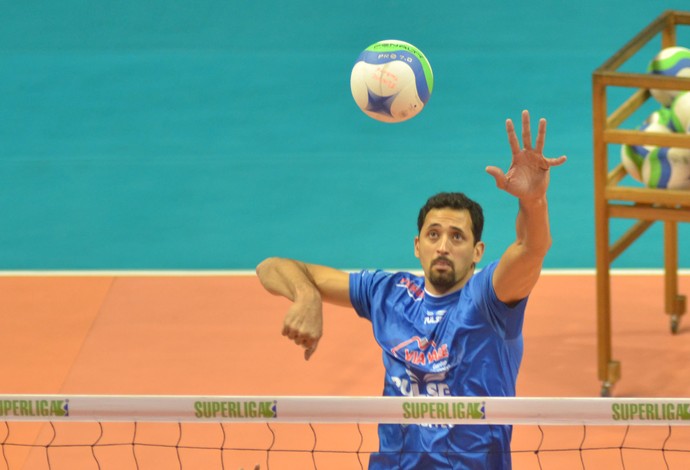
[648,46,690,107]
[670,91,690,131]
[642,146,690,189]
[620,109,674,182]
[350,40,434,123]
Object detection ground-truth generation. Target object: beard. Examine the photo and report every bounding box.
[427,257,458,292]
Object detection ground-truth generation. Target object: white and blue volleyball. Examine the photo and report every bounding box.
[350,40,434,123]
[670,91,690,131]
[620,109,675,182]
[648,46,690,107]
[642,146,690,189]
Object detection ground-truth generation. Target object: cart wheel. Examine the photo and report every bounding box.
[600,382,612,397]
[670,314,680,334]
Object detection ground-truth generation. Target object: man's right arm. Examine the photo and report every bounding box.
[255,257,351,360]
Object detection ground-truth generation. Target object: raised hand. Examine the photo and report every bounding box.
[485,110,566,200]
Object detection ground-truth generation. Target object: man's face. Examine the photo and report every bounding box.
[414,208,485,296]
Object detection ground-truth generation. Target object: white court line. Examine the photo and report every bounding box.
[0,270,257,277]
[0,269,689,277]
[542,268,690,276]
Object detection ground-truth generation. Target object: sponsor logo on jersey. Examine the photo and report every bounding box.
[424,309,446,324]
[391,336,449,366]
[397,277,424,301]
[392,368,451,397]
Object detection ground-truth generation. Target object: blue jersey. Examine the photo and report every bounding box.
[349,261,527,470]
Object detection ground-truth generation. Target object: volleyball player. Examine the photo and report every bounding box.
[256,110,566,469]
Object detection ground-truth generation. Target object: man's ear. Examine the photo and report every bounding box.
[414,235,420,259]
[474,240,485,264]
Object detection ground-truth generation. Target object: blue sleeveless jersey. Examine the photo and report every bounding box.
[349,261,527,470]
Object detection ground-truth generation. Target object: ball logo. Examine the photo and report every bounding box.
[350,40,434,123]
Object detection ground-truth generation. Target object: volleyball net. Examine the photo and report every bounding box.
[1,395,690,469]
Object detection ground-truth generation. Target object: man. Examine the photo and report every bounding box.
[256,110,566,469]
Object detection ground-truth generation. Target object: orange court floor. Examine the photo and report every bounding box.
[0,272,689,469]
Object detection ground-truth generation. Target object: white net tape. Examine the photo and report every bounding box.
[1,395,689,426]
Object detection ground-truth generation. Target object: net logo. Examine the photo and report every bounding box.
[402,401,485,421]
[194,400,277,419]
[0,399,69,418]
[611,402,690,421]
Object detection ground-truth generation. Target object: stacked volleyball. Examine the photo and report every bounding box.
[350,40,434,123]
[621,46,690,189]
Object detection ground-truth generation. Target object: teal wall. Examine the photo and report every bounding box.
[2,1,690,269]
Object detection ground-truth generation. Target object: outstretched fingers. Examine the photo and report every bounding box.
[521,110,532,150]
[506,118,520,155]
[534,117,546,154]
[546,155,568,167]
[493,110,566,197]
[508,110,541,154]
[512,110,558,161]
[485,165,507,190]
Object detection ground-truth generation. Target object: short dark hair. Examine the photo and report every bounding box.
[417,192,484,243]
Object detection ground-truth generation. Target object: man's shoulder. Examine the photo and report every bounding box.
[459,260,500,300]
[352,269,425,298]
[352,269,422,282]
[468,260,500,284]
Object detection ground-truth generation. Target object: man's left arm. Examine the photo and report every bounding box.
[486,110,566,304]
[494,195,551,304]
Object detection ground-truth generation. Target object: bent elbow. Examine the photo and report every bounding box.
[543,235,553,255]
[256,257,280,277]
[516,235,552,260]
